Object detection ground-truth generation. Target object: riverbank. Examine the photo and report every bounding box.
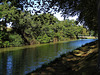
[0,39,77,53]
[27,40,99,75]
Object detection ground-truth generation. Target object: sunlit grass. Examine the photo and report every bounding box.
[86,36,97,39]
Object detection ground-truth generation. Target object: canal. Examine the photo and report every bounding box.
[0,39,97,75]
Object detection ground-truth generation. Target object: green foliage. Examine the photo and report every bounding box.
[0,40,10,48]
[0,0,97,48]
[0,2,18,21]
[42,0,97,32]
[0,31,10,47]
[37,34,51,43]
[0,41,10,48]
[0,9,90,48]
[9,33,24,47]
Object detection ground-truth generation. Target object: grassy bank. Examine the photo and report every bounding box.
[86,36,97,39]
[27,40,99,75]
[0,39,76,53]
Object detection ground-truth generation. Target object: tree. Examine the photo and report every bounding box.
[0,0,97,32]
[33,13,59,43]
[0,2,18,47]
[0,1,99,68]
[5,0,96,33]
[98,0,100,71]
[48,0,97,32]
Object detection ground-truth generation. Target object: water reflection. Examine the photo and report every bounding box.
[7,55,13,75]
[0,39,97,75]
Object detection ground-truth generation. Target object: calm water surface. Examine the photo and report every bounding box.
[0,39,97,75]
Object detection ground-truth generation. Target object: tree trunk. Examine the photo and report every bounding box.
[19,32,30,45]
[76,34,79,39]
[98,0,100,72]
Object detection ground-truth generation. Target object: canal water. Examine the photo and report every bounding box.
[0,39,97,75]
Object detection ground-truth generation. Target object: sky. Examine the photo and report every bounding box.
[26,8,78,21]
[26,0,78,21]
[54,12,78,21]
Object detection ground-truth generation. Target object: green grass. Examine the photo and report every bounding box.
[86,36,97,39]
[0,39,77,53]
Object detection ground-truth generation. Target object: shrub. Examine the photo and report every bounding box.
[37,34,51,43]
[0,40,10,48]
[0,31,10,48]
[9,33,24,46]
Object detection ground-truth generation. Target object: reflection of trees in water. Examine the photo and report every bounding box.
[33,48,39,63]
[21,48,39,74]
[54,43,59,52]
[6,55,13,75]
[0,52,7,75]
[0,50,25,75]
[54,43,65,53]
[0,39,96,75]
[13,50,25,75]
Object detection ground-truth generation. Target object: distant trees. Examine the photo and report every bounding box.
[0,1,92,47]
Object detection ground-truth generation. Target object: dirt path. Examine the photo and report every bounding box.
[27,40,99,75]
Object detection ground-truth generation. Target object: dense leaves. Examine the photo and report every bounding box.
[0,1,95,47]
[0,0,97,31]
[9,33,24,46]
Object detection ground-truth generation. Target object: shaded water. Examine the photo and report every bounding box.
[0,39,97,75]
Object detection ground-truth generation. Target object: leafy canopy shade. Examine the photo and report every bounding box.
[1,0,97,32]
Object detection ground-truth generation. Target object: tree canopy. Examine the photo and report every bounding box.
[0,0,97,47]
[0,0,97,32]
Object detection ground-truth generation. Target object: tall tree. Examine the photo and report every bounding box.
[98,0,100,71]
[0,0,99,68]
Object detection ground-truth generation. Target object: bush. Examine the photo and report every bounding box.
[0,41,10,48]
[9,33,24,46]
[37,34,51,43]
[0,31,10,48]
[59,36,65,41]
